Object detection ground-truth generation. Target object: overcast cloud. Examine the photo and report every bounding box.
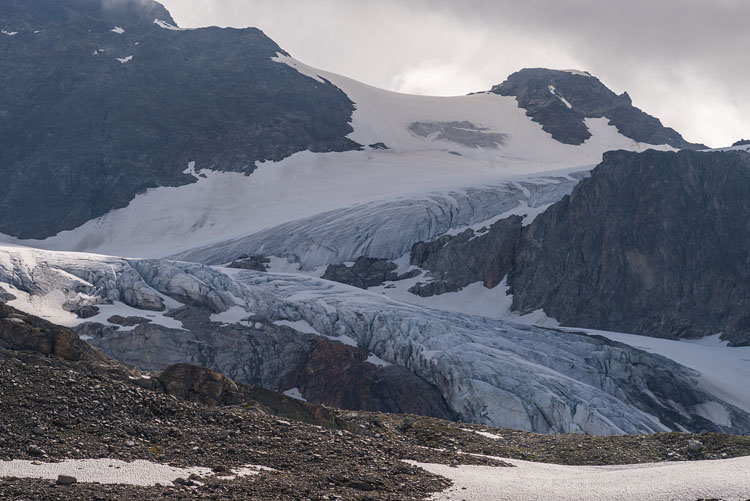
[160,0,750,147]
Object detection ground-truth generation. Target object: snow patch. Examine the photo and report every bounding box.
[154,19,184,31]
[1,30,18,36]
[273,319,320,335]
[366,353,392,367]
[266,256,302,274]
[548,85,573,109]
[183,161,198,178]
[410,455,750,501]
[282,387,307,401]
[117,55,133,64]
[4,286,79,327]
[272,53,325,83]
[461,429,504,440]
[0,459,267,487]
[85,301,185,332]
[560,69,592,77]
[370,278,559,326]
[110,26,125,34]
[209,305,253,326]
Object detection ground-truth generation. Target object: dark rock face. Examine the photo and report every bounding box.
[408,217,523,297]
[322,257,419,289]
[157,363,243,406]
[492,68,703,148]
[287,339,455,419]
[75,305,100,319]
[733,139,750,147]
[509,149,750,346]
[0,288,16,303]
[0,0,359,239]
[0,303,108,362]
[228,255,270,272]
[107,315,151,327]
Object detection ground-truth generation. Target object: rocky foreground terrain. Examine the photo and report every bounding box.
[2,304,750,500]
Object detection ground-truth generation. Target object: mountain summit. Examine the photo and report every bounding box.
[0,0,358,239]
[492,68,704,149]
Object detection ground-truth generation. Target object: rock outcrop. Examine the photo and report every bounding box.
[0,303,107,363]
[323,257,419,289]
[509,149,750,346]
[492,68,703,148]
[0,0,358,239]
[408,216,522,297]
[288,340,454,418]
[402,149,750,346]
[157,363,243,406]
[228,255,270,272]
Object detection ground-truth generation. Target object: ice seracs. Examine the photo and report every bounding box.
[2,245,749,436]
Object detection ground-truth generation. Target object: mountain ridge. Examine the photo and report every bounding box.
[492,68,705,149]
[1,0,697,247]
[0,0,359,239]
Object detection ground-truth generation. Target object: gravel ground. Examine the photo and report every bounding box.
[2,348,750,500]
[0,350,499,500]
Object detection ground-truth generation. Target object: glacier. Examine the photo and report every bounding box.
[172,174,584,269]
[2,245,749,436]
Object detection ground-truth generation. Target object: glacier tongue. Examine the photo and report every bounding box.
[172,174,583,269]
[2,245,749,435]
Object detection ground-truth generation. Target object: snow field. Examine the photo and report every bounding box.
[0,459,271,486]
[412,455,750,501]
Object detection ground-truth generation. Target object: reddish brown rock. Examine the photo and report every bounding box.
[290,338,455,420]
[158,363,242,406]
[0,303,108,363]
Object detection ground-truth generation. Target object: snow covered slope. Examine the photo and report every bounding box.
[2,245,749,436]
[171,171,585,268]
[0,54,674,259]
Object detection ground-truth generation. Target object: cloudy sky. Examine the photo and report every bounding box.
[160,0,749,147]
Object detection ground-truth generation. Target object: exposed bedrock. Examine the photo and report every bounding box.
[509,149,750,346]
[405,150,750,347]
[492,68,704,148]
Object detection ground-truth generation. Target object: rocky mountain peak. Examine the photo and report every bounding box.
[0,0,358,240]
[2,0,176,32]
[491,68,704,149]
